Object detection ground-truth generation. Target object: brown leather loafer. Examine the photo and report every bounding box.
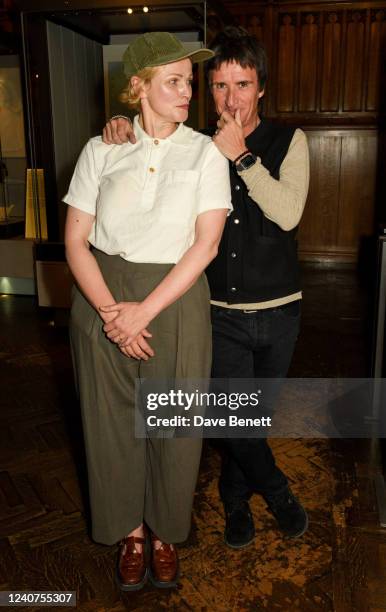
[116,534,148,591]
[148,533,179,588]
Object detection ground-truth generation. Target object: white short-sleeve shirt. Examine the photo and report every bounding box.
[63,115,232,264]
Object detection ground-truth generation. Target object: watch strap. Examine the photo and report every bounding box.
[232,149,250,165]
[235,153,257,172]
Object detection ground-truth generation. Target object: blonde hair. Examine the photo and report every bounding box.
[119,67,158,109]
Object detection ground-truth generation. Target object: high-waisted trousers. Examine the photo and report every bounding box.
[69,248,212,545]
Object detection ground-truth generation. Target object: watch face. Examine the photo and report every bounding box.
[237,154,256,171]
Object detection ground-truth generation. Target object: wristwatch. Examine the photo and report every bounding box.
[234,152,257,172]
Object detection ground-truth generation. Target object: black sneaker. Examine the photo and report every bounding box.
[264,487,308,538]
[224,500,255,549]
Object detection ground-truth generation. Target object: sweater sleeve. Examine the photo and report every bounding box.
[237,129,310,231]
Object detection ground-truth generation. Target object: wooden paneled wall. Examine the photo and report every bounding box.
[270,7,386,117]
[214,1,386,262]
[299,129,377,262]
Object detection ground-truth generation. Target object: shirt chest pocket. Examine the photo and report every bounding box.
[157,170,200,224]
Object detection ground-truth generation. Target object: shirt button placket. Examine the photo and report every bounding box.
[144,140,159,207]
[149,137,163,173]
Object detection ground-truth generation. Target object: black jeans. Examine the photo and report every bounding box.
[210,301,301,505]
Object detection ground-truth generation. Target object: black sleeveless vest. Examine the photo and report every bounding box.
[205,119,301,303]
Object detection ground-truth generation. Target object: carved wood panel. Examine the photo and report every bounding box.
[343,11,365,111]
[367,10,386,111]
[298,130,377,262]
[320,12,342,112]
[277,13,297,111]
[298,132,341,257]
[337,132,377,250]
[299,13,318,112]
[246,14,263,41]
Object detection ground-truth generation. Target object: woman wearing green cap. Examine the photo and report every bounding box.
[63,32,231,591]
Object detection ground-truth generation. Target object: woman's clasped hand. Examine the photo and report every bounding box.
[100,301,154,360]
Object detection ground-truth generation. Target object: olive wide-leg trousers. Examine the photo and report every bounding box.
[70,249,211,546]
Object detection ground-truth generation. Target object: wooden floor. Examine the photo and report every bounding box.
[1,265,385,611]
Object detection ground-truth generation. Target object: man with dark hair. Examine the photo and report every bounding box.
[102,26,309,549]
[206,25,268,89]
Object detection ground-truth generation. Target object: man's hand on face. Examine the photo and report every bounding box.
[212,109,247,162]
[102,117,136,145]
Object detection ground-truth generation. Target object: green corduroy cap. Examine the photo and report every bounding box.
[122,32,214,78]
